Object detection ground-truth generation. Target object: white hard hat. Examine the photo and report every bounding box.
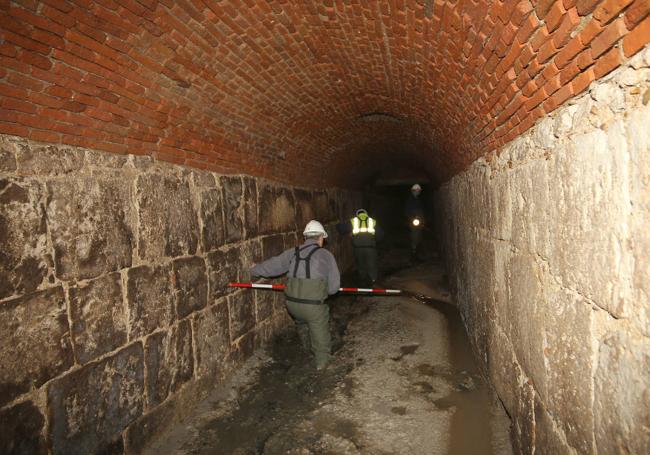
[355,208,367,216]
[303,220,328,238]
[411,183,422,191]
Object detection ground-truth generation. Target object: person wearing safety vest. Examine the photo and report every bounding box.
[250,220,340,371]
[348,209,381,286]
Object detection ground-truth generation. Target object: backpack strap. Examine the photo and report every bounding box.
[292,244,321,278]
[304,245,321,279]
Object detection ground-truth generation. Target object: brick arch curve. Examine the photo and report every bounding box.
[0,0,648,186]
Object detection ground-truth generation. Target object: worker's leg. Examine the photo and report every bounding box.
[286,302,331,368]
[286,301,310,351]
[295,319,311,351]
[306,304,331,369]
[354,247,369,285]
[360,248,375,286]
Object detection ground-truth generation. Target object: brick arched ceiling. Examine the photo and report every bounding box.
[0,1,648,187]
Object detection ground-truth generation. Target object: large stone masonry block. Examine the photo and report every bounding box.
[509,160,551,257]
[312,190,330,222]
[259,183,296,234]
[543,286,595,454]
[48,343,144,455]
[594,329,650,454]
[458,166,491,232]
[336,189,361,220]
[206,247,240,302]
[327,188,339,220]
[83,147,129,170]
[262,234,286,258]
[231,330,256,364]
[629,103,650,337]
[463,239,496,367]
[255,290,274,325]
[0,138,17,171]
[16,143,84,176]
[0,177,50,299]
[220,176,244,244]
[547,128,630,316]
[295,189,316,227]
[173,256,207,319]
[199,187,226,253]
[126,264,175,340]
[492,241,510,330]
[228,291,255,341]
[0,400,47,455]
[255,320,276,348]
[144,320,193,409]
[534,397,573,455]
[488,327,519,415]
[0,287,73,407]
[136,173,198,261]
[124,394,176,455]
[47,177,133,281]
[242,176,258,238]
[260,234,288,312]
[239,239,262,283]
[505,254,548,398]
[512,378,536,455]
[192,299,230,380]
[69,272,127,364]
[488,168,513,242]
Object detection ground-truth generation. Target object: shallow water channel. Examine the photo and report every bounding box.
[143,250,512,455]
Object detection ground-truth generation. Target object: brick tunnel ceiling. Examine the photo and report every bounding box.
[1,0,648,187]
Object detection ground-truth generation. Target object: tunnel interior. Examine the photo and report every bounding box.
[1,1,650,454]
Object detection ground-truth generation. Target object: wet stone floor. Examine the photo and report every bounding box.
[143,249,513,455]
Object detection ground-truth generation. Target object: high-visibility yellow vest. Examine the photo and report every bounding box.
[351,216,376,235]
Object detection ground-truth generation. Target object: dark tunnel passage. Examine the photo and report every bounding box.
[1,1,650,454]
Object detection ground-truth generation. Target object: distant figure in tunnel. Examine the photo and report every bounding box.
[405,183,424,259]
[337,209,382,287]
[250,220,340,370]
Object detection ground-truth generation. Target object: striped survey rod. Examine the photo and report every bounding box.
[228,283,402,294]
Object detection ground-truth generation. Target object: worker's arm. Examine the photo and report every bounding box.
[325,252,341,295]
[250,249,292,278]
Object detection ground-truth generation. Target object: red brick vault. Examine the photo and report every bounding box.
[0,0,648,186]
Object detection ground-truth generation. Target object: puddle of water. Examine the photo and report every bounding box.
[409,293,501,455]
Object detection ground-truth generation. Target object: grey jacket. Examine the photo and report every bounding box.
[250,238,341,295]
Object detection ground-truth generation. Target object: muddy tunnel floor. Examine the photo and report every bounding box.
[143,248,513,455]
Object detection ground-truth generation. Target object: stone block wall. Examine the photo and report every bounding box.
[434,47,650,454]
[0,137,359,455]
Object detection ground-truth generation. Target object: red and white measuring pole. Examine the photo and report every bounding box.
[229,283,401,294]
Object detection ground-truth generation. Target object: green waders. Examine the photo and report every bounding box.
[284,245,331,369]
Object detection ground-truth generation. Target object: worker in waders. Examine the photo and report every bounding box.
[250,220,340,370]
